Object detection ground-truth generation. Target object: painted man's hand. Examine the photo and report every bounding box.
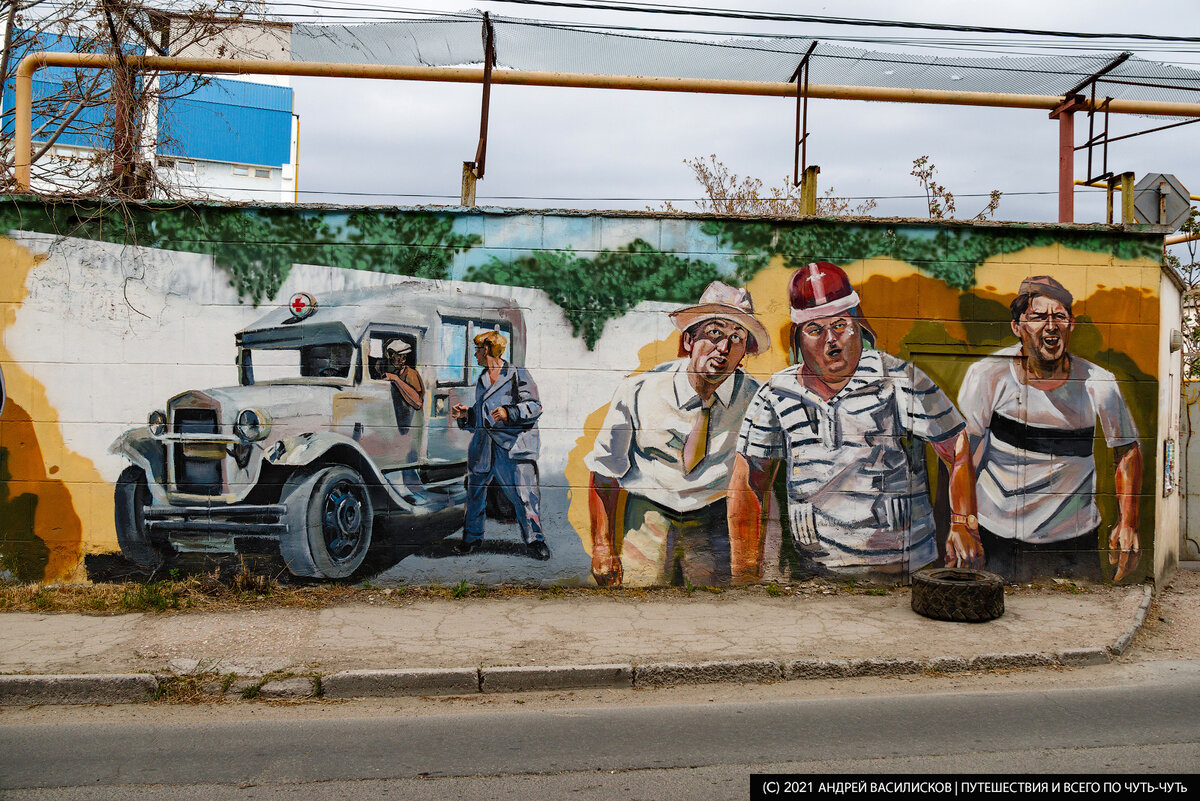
[450,404,468,420]
[945,525,984,569]
[1109,522,1140,582]
[490,407,509,424]
[591,543,623,587]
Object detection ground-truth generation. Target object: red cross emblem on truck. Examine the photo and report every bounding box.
[288,292,317,320]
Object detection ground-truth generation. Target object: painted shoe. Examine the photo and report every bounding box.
[526,540,551,561]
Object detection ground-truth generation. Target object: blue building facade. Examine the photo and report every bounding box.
[3,28,293,175]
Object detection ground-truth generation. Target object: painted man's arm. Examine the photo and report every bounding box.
[503,368,543,424]
[589,472,623,586]
[386,369,424,410]
[452,402,476,430]
[932,430,984,569]
[1110,442,1142,582]
[727,453,778,584]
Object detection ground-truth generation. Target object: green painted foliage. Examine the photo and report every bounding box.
[704,220,1164,288]
[0,199,1163,349]
[466,239,722,349]
[333,211,479,278]
[0,199,479,305]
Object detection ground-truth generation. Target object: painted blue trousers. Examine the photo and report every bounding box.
[464,445,543,544]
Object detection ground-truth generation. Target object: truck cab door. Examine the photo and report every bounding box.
[332,329,426,471]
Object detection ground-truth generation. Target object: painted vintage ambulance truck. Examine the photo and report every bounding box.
[111,282,525,579]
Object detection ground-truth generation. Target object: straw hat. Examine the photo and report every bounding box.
[669,281,770,355]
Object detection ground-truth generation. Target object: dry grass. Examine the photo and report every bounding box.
[0,577,375,614]
[152,672,228,704]
[2,570,1082,615]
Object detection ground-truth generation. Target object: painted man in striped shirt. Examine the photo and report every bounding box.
[957,276,1141,582]
[727,262,983,583]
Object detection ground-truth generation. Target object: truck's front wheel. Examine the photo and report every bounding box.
[280,466,374,579]
[114,465,169,570]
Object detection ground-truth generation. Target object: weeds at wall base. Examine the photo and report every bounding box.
[0,573,1114,615]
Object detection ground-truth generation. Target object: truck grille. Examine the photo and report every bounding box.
[172,408,223,495]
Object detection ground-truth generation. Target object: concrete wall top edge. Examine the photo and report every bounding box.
[0,193,1172,241]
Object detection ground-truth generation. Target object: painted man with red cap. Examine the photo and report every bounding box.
[728,261,983,582]
[957,276,1141,582]
[586,281,769,586]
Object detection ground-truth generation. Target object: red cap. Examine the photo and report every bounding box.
[789,262,876,345]
[789,262,859,323]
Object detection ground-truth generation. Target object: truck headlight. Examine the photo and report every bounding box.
[148,410,167,437]
[234,409,270,442]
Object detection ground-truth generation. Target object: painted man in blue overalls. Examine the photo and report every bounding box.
[451,330,549,560]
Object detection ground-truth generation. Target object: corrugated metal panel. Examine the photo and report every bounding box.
[2,75,117,147]
[0,29,138,143]
[157,77,292,166]
[291,15,1200,105]
[181,78,293,113]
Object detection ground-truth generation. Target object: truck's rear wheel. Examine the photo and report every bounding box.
[114,466,169,569]
[281,466,374,579]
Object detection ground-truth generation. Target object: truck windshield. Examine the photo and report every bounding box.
[240,343,355,385]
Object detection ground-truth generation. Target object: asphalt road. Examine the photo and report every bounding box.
[2,660,1197,799]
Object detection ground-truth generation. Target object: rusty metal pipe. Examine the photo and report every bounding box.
[15,51,1200,191]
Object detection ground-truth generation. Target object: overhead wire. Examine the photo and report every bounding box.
[189,186,1059,201]
[457,0,1200,43]
[34,0,1200,60]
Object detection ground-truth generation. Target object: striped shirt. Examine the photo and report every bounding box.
[958,344,1138,544]
[737,350,965,570]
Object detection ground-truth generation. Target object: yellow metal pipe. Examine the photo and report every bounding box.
[1076,178,1200,203]
[1166,230,1199,246]
[15,51,1200,191]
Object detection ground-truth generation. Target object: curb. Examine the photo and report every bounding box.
[0,673,157,705]
[0,645,1125,704]
[482,664,631,693]
[1109,584,1154,656]
[634,659,782,688]
[322,668,479,698]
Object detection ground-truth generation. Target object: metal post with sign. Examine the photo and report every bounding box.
[1134,172,1192,230]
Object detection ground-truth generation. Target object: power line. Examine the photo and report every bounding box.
[191,186,1058,201]
[53,2,1200,59]
[477,0,1200,44]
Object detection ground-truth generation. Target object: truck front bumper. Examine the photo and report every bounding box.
[143,504,287,553]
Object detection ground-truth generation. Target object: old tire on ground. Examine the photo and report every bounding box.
[911,567,1005,622]
[114,465,169,569]
[281,465,374,579]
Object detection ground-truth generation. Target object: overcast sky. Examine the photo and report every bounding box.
[278,0,1199,231]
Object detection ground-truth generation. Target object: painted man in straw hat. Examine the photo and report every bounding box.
[729,261,983,583]
[957,275,1141,582]
[586,281,769,587]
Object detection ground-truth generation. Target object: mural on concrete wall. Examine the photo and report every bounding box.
[0,198,1164,586]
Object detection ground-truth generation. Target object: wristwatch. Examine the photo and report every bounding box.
[950,512,978,529]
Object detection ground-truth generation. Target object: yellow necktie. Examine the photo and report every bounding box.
[683,401,713,475]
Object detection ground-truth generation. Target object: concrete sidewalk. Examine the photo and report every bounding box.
[0,581,1154,705]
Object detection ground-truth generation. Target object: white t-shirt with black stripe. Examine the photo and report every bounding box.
[737,350,965,570]
[957,344,1138,544]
